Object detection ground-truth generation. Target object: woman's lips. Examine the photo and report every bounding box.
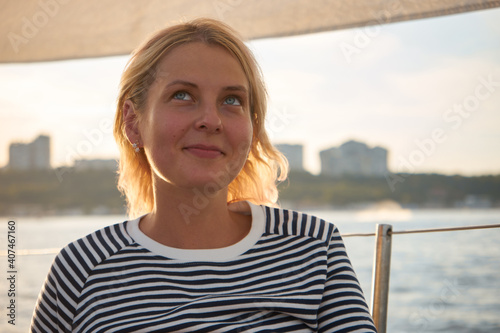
[184,145,224,159]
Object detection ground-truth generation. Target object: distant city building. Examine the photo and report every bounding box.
[74,159,118,171]
[276,144,304,171]
[8,135,51,170]
[320,140,388,177]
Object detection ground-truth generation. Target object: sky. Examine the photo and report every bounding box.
[1,8,500,176]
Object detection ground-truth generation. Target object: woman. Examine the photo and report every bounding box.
[31,18,377,332]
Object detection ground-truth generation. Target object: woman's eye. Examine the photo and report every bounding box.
[223,96,241,106]
[173,91,191,101]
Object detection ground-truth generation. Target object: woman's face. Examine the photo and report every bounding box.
[136,42,253,192]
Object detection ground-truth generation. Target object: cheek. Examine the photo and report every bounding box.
[171,127,186,140]
[233,122,253,158]
[144,115,184,142]
[139,120,178,166]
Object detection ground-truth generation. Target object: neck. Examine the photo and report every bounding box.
[140,179,251,249]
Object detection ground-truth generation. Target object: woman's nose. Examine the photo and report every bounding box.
[195,103,222,132]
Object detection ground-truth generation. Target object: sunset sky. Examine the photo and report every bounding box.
[1,7,499,175]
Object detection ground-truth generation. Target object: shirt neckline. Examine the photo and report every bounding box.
[126,201,265,261]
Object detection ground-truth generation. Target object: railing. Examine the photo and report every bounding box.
[2,222,500,333]
[343,222,500,333]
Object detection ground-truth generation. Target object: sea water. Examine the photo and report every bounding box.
[0,209,499,332]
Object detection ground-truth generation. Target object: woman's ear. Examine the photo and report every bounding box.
[123,100,142,145]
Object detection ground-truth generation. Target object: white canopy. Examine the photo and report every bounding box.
[1,0,499,63]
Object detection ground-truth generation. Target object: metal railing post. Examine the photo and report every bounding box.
[370,224,393,333]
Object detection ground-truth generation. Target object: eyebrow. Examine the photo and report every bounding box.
[223,85,248,94]
[165,80,198,89]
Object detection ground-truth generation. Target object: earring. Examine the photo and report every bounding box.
[132,142,140,153]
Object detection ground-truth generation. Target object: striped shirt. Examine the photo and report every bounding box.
[30,202,377,332]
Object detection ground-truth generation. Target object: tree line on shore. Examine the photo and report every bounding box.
[279,171,500,209]
[1,169,499,216]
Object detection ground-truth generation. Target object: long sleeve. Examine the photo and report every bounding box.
[30,248,78,333]
[318,226,377,332]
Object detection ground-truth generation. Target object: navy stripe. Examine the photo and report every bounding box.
[95,230,113,256]
[264,206,272,234]
[273,208,280,234]
[105,226,121,250]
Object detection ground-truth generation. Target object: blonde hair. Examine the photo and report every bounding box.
[114,18,288,218]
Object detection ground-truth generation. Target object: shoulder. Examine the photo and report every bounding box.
[260,205,337,244]
[54,221,135,273]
